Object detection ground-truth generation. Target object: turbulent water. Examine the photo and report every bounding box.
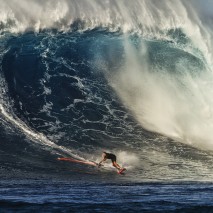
[0,0,213,212]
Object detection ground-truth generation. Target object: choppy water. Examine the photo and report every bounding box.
[0,179,213,213]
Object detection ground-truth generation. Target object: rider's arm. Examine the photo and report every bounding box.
[98,157,106,166]
[99,158,106,164]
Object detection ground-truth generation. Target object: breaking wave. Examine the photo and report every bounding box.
[0,0,213,180]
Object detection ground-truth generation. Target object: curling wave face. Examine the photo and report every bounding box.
[0,0,213,180]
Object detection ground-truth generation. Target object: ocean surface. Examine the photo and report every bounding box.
[0,0,213,212]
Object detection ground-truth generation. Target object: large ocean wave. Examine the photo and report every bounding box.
[0,0,213,180]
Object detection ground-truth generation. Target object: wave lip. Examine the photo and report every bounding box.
[0,1,212,34]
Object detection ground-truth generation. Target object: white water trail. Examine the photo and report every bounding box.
[0,101,84,160]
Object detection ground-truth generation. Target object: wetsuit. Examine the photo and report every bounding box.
[104,152,116,163]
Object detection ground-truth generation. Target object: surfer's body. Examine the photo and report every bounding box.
[58,152,126,174]
[98,152,121,170]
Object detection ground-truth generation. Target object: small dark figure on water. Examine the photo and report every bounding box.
[98,152,122,170]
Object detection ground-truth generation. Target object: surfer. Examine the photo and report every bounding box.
[98,152,122,170]
[58,152,126,174]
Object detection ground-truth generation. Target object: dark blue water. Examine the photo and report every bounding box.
[0,179,213,213]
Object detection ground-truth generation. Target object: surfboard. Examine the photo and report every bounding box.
[58,157,126,175]
[118,168,126,175]
[57,157,98,167]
